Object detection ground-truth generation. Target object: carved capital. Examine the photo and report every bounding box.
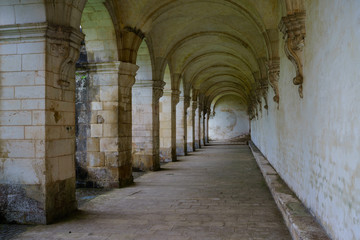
[266,59,280,105]
[153,80,166,101]
[118,62,139,88]
[192,101,198,113]
[279,12,306,98]
[184,95,191,110]
[171,90,181,105]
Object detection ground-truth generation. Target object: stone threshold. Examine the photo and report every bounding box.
[249,141,330,240]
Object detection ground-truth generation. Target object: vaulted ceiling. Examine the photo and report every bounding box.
[83,0,285,110]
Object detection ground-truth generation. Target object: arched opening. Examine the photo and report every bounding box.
[159,64,172,162]
[75,0,120,188]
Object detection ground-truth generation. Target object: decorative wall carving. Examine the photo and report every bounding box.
[47,25,84,89]
[266,59,280,105]
[279,12,306,98]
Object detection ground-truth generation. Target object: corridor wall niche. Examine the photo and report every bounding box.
[209,95,249,141]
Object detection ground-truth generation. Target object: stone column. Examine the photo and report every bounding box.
[200,110,204,146]
[176,95,186,156]
[159,90,172,162]
[193,101,200,149]
[0,24,83,224]
[205,110,210,143]
[76,61,127,188]
[171,90,180,160]
[132,80,163,171]
[186,96,194,152]
[117,62,138,186]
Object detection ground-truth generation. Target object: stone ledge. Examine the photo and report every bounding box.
[249,141,330,240]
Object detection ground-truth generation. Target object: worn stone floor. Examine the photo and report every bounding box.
[2,143,291,240]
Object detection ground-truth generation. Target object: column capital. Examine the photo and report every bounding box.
[171,90,181,105]
[184,95,191,109]
[153,80,166,101]
[118,62,139,88]
[192,100,198,110]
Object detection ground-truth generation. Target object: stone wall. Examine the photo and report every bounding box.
[209,95,249,141]
[251,1,360,239]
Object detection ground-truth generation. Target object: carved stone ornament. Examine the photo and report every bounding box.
[259,80,269,110]
[266,59,280,105]
[279,12,306,98]
[153,80,166,101]
[184,95,191,110]
[172,90,181,105]
[47,25,84,88]
[192,101,198,113]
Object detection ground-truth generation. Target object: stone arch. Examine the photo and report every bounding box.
[80,0,119,62]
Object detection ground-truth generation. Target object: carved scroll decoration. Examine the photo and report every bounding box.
[266,59,280,107]
[279,12,306,98]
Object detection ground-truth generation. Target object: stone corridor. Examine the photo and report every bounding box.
[4,143,291,240]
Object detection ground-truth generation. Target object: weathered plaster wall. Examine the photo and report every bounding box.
[209,95,249,141]
[251,1,360,239]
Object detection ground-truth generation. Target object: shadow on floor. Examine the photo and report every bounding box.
[0,170,150,240]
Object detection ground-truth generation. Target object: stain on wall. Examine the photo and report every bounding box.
[209,95,249,141]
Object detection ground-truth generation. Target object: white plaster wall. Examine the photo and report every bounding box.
[209,95,249,140]
[251,1,360,239]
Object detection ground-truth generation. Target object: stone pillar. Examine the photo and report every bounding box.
[171,90,180,160]
[176,95,186,156]
[200,110,204,146]
[76,61,128,188]
[132,80,164,171]
[159,90,172,162]
[117,62,138,186]
[186,97,194,152]
[205,110,210,143]
[0,24,83,224]
[194,101,200,149]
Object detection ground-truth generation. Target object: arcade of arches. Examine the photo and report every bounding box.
[0,0,359,239]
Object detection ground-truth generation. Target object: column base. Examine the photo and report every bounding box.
[0,177,77,224]
[160,148,172,162]
[176,143,185,156]
[76,166,133,188]
[187,142,194,152]
[132,154,160,171]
